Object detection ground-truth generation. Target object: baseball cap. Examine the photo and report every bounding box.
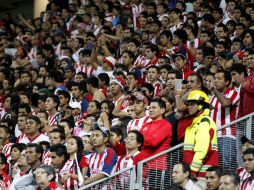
[39,88,50,96]
[92,123,109,138]
[68,102,81,110]
[130,91,149,105]
[172,53,186,61]
[110,76,126,90]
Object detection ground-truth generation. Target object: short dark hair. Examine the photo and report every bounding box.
[203,13,215,25]
[10,143,26,154]
[217,23,228,33]
[50,144,69,161]
[175,162,191,178]
[57,90,71,104]
[27,115,41,125]
[129,130,144,151]
[87,76,99,88]
[230,64,248,77]
[19,103,31,114]
[71,82,84,92]
[127,72,138,80]
[206,166,223,177]
[243,148,254,157]
[188,73,204,86]
[168,69,182,79]
[60,118,75,129]
[160,64,172,71]
[27,143,44,161]
[173,29,188,43]
[98,73,110,86]
[216,69,232,87]
[79,48,91,57]
[150,99,166,109]
[148,65,160,73]
[146,44,160,57]
[47,95,60,109]
[51,70,64,83]
[0,153,7,164]
[141,83,154,95]
[221,171,240,186]
[129,38,140,47]
[50,128,65,141]
[0,125,11,136]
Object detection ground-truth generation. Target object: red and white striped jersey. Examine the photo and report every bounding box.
[133,54,149,69]
[127,115,152,133]
[237,166,251,182]
[88,148,117,178]
[19,133,49,144]
[186,38,201,49]
[2,172,10,189]
[16,134,27,143]
[43,150,51,165]
[75,63,94,78]
[114,151,141,172]
[210,88,240,138]
[2,142,13,161]
[153,80,162,97]
[240,176,254,190]
[113,95,129,112]
[48,112,61,127]
[59,156,89,190]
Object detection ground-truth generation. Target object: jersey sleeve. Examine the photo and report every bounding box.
[101,148,117,176]
[226,90,240,106]
[80,156,89,169]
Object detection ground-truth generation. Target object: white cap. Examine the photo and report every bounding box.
[68,102,81,110]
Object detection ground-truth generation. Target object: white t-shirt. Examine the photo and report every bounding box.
[19,133,49,144]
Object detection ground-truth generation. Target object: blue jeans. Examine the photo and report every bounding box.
[218,137,237,172]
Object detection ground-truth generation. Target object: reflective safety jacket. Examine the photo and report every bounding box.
[183,109,219,177]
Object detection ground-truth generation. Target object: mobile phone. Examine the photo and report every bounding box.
[175,79,183,91]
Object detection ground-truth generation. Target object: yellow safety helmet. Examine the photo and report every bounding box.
[186,90,213,109]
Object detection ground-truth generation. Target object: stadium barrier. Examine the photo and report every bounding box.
[79,166,136,190]
[80,112,254,190]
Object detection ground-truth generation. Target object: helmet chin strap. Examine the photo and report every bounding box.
[191,104,203,117]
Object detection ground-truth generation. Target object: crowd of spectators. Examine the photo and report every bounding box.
[0,0,254,189]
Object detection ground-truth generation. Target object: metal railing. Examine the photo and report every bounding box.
[79,166,136,190]
[136,112,254,189]
[79,112,254,190]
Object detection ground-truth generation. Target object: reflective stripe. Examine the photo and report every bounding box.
[191,164,211,172]
[184,144,194,150]
[212,144,218,150]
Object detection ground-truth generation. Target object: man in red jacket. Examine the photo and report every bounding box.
[239,49,254,117]
[140,99,172,189]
